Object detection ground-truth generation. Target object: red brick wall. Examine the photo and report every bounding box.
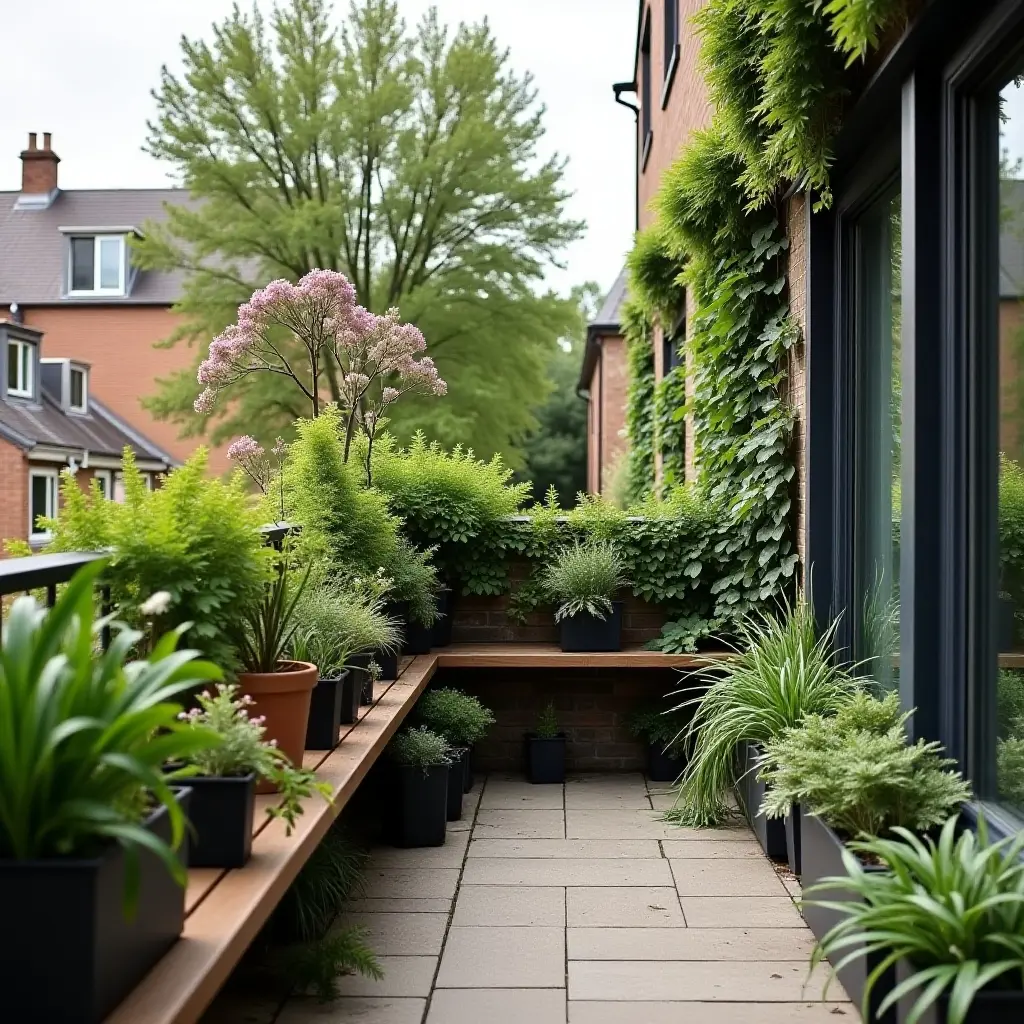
[438,666,694,772]
[599,334,628,492]
[0,441,28,546]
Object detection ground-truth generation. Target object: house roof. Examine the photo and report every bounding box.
[1002,179,1024,299]
[578,267,628,393]
[0,188,193,305]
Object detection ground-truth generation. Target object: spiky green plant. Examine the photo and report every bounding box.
[272,927,383,1001]
[542,540,628,622]
[535,702,559,740]
[667,600,860,827]
[806,816,1024,1024]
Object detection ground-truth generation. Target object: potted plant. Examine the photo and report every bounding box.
[627,704,690,782]
[349,653,383,705]
[667,600,859,867]
[526,702,566,784]
[232,552,317,784]
[542,540,628,652]
[762,690,971,1018]
[0,563,223,1024]
[173,683,332,868]
[291,574,402,748]
[807,816,1024,1024]
[387,727,452,847]
[388,537,441,655]
[416,688,496,808]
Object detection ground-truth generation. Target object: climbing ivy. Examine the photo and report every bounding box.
[622,298,656,502]
[654,363,688,490]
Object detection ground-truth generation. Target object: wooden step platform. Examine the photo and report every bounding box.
[434,642,723,669]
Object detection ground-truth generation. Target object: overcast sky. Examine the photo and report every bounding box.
[0,0,638,301]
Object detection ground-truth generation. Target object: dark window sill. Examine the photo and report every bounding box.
[661,44,680,109]
[641,130,654,172]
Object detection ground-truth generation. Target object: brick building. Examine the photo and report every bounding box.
[0,134,230,481]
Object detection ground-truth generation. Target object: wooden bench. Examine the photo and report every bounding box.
[105,644,714,1024]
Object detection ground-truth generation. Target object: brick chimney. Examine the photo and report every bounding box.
[20,132,59,195]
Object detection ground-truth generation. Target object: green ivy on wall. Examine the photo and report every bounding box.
[622,298,657,502]
[654,363,688,489]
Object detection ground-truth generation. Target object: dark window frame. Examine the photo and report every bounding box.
[661,0,680,108]
[640,10,653,170]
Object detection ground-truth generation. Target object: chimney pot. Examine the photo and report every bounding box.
[20,132,59,195]
[27,132,37,151]
[42,133,51,151]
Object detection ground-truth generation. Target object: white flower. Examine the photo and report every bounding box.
[140,591,172,617]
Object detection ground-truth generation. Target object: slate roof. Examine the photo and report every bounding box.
[0,188,193,305]
[591,267,629,330]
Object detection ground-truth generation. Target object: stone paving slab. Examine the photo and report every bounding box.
[436,926,566,988]
[566,809,748,841]
[567,927,817,960]
[564,774,650,809]
[462,857,673,887]
[679,896,808,928]
[333,912,449,956]
[368,831,469,869]
[343,896,452,915]
[661,839,762,859]
[427,988,567,1024]
[474,808,566,839]
[670,857,790,897]
[468,839,661,859]
[332,956,437,998]
[453,885,566,927]
[568,961,847,1002]
[568,1001,856,1023]
[566,887,684,928]
[361,868,460,900]
[276,997,426,1023]
[481,778,565,809]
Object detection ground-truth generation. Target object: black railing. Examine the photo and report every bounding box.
[0,550,106,607]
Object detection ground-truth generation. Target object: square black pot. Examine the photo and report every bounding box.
[347,653,378,704]
[405,620,433,655]
[800,809,895,1023]
[461,746,474,793]
[186,773,256,868]
[526,734,566,784]
[446,748,468,821]
[785,803,802,877]
[305,670,350,750]
[647,740,686,783]
[559,602,623,652]
[0,789,191,1024]
[432,589,455,647]
[895,958,1024,1022]
[735,741,787,861]
[376,650,400,682]
[390,763,449,847]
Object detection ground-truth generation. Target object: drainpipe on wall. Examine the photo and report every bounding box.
[613,81,640,232]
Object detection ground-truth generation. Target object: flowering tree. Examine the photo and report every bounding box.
[196,269,447,473]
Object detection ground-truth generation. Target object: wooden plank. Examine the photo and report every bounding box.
[105,655,437,1024]
[434,643,724,669]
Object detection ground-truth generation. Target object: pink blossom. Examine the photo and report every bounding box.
[382,387,400,404]
[227,435,265,462]
[194,388,217,414]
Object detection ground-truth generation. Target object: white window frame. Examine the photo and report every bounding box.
[29,469,59,538]
[94,469,113,500]
[7,339,33,398]
[69,366,88,413]
[68,235,126,297]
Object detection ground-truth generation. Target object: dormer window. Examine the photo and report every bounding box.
[7,338,33,398]
[69,235,126,296]
[69,365,87,413]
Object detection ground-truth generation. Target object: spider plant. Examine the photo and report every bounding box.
[666,599,861,827]
[233,552,312,673]
[806,815,1024,1024]
[0,560,222,908]
[542,540,629,622]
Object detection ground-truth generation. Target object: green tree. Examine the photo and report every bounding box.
[136,0,584,463]
[515,283,598,506]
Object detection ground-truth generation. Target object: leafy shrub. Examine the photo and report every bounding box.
[388,727,451,772]
[535,702,559,739]
[542,540,629,622]
[44,448,273,671]
[998,668,1024,739]
[760,691,971,838]
[627,705,690,748]
[416,689,495,747]
[0,561,221,900]
[806,816,1024,1024]
[998,734,1024,806]
[647,614,729,653]
[388,536,441,626]
[273,928,383,1002]
[669,600,860,827]
[1000,455,1024,608]
[231,554,310,673]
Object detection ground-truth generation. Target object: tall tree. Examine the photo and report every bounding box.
[136,0,584,462]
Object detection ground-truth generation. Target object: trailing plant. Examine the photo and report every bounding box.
[654,362,688,489]
[388,727,451,773]
[760,691,971,838]
[272,927,383,1002]
[0,561,222,906]
[176,683,332,836]
[416,689,496,747]
[668,600,860,828]
[646,613,729,654]
[806,815,1024,1024]
[627,705,690,749]
[43,448,274,671]
[542,540,628,622]
[535,702,559,739]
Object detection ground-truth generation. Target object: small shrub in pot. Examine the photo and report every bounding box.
[387,727,451,847]
[416,688,496,793]
[526,702,566,784]
[627,705,689,783]
[542,541,628,652]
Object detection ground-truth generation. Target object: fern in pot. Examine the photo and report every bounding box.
[0,562,223,1024]
[542,540,629,652]
[387,727,452,847]
[761,690,970,1020]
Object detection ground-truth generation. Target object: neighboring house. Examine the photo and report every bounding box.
[0,319,175,547]
[0,133,230,476]
[579,270,628,495]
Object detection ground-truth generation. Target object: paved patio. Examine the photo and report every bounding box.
[208,773,857,1023]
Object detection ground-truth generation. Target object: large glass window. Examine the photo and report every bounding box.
[852,190,902,688]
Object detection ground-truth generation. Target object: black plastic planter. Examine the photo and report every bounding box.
[391,763,449,847]
[446,748,468,821]
[735,741,787,860]
[387,600,411,651]
[461,746,474,793]
[432,589,455,647]
[405,619,433,655]
[186,774,256,868]
[800,809,895,1024]
[526,733,566,784]
[376,650,400,681]
[784,803,802,877]
[305,670,350,750]
[0,790,191,1024]
[347,652,380,703]
[647,741,686,783]
[895,959,1023,1022]
[559,602,623,652]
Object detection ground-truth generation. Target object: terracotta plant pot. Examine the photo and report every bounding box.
[238,660,318,793]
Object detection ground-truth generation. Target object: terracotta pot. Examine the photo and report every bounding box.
[237,660,318,793]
